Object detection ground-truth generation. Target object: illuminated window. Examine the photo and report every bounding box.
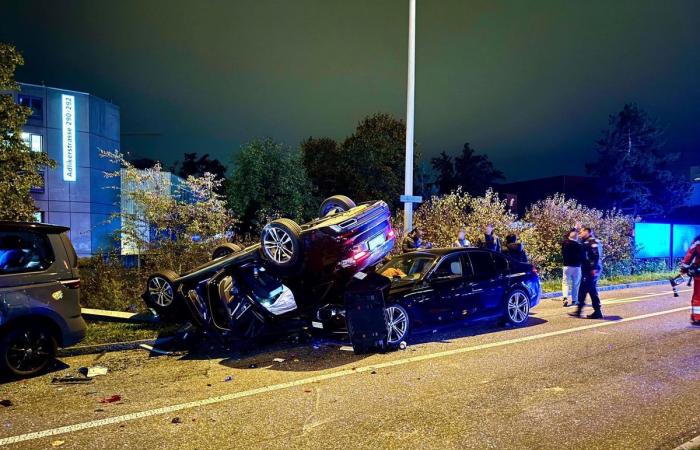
[21,132,43,152]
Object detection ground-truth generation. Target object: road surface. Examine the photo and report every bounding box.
[1,284,698,449]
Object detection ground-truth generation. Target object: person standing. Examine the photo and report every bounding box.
[453,228,471,248]
[571,227,604,319]
[561,228,584,307]
[482,224,501,252]
[502,234,528,262]
[681,235,700,324]
[402,228,432,253]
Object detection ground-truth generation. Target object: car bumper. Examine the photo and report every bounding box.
[61,315,87,347]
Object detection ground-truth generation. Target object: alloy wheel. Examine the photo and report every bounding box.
[7,329,53,374]
[262,227,294,264]
[148,276,174,307]
[507,291,530,324]
[386,305,409,344]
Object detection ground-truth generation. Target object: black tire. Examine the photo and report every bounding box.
[260,218,303,270]
[502,288,531,326]
[319,195,356,217]
[385,304,410,345]
[212,243,242,260]
[0,323,57,378]
[144,269,181,319]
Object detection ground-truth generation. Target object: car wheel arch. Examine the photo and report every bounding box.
[1,314,63,347]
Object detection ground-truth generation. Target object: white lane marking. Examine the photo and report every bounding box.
[0,305,691,446]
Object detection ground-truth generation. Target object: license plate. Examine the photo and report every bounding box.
[311,321,324,329]
[368,233,386,251]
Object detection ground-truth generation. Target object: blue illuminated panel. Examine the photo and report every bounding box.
[672,224,700,258]
[635,223,671,258]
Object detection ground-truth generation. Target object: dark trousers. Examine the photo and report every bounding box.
[577,272,601,313]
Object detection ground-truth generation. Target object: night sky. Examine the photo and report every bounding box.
[3,0,699,181]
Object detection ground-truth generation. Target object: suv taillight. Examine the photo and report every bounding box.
[60,279,81,289]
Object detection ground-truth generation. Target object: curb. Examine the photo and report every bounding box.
[675,434,700,450]
[81,308,158,323]
[541,279,668,300]
[58,336,174,357]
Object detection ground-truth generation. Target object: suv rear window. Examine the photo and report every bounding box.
[0,230,55,274]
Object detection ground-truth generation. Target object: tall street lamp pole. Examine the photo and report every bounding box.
[402,0,420,233]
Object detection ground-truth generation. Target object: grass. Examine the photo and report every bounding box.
[540,271,675,294]
[79,320,181,347]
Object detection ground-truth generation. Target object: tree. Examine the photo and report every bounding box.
[0,44,55,221]
[300,137,344,199]
[173,152,227,193]
[340,113,410,208]
[431,143,504,196]
[228,138,315,233]
[587,104,691,216]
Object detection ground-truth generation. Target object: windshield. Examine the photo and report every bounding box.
[379,254,437,281]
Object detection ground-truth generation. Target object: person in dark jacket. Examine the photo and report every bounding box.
[402,228,432,253]
[502,234,528,262]
[482,224,501,252]
[570,226,604,319]
[561,228,585,307]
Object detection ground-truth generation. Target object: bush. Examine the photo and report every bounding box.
[393,188,520,253]
[520,194,635,278]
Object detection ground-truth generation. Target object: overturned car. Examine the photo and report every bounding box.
[142,196,396,341]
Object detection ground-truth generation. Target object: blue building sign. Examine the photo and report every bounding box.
[61,94,76,181]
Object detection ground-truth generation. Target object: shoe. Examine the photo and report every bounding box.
[586,311,603,319]
[568,311,581,318]
[563,298,569,307]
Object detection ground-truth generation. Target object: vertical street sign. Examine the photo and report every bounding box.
[62,94,76,182]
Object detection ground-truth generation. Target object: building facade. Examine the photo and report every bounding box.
[14,83,121,256]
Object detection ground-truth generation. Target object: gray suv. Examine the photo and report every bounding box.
[0,222,86,378]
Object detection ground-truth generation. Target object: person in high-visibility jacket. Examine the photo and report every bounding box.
[681,235,700,324]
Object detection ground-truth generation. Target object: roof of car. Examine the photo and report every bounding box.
[0,221,70,233]
[406,247,493,256]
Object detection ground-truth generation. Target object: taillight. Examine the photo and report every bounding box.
[531,266,538,275]
[387,228,395,239]
[60,279,81,289]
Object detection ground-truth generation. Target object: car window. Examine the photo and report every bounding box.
[432,254,463,278]
[492,252,509,273]
[380,255,437,281]
[468,251,497,280]
[0,230,55,274]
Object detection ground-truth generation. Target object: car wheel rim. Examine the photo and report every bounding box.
[148,276,174,307]
[262,227,294,263]
[507,291,529,323]
[386,305,408,344]
[7,329,52,373]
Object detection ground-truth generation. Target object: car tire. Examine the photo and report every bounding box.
[319,195,356,217]
[0,323,57,379]
[212,243,242,260]
[260,218,303,270]
[503,288,531,326]
[385,304,410,345]
[144,269,181,319]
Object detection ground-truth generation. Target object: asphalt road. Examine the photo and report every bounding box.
[1,284,699,449]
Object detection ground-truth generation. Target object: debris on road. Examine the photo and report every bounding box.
[99,395,122,404]
[399,341,408,350]
[171,417,182,424]
[0,399,13,407]
[78,366,108,378]
[139,343,173,355]
[51,375,93,385]
[248,363,258,369]
[339,346,354,352]
[51,440,65,447]
[224,375,233,382]
[272,358,285,363]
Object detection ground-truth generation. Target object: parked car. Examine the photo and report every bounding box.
[143,196,396,339]
[0,222,86,378]
[315,247,541,345]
